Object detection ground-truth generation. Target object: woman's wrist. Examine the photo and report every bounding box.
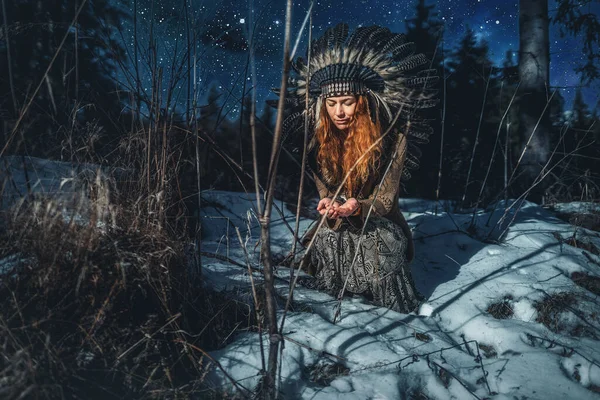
[347,198,361,216]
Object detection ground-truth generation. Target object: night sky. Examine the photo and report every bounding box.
[121,0,599,116]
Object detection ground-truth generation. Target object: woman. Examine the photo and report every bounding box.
[280,23,437,313]
[308,93,423,313]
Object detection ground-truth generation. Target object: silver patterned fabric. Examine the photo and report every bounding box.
[310,217,422,313]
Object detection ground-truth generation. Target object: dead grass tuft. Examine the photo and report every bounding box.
[533,292,577,334]
[303,361,350,387]
[415,332,432,343]
[486,295,514,320]
[571,272,600,296]
[564,235,600,256]
[0,198,250,399]
[553,207,600,233]
[478,344,498,359]
[408,391,431,400]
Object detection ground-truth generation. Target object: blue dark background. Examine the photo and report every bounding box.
[122,0,599,114]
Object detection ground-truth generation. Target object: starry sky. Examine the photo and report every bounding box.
[121,0,599,117]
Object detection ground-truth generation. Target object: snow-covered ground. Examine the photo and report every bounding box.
[2,158,600,399]
[201,191,600,400]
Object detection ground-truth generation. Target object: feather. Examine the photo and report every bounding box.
[292,57,306,74]
[265,99,279,109]
[281,112,306,145]
[403,75,439,88]
[405,121,433,140]
[417,68,438,77]
[381,33,407,54]
[332,23,349,49]
[394,53,429,72]
[324,28,335,50]
[391,42,416,61]
[310,37,325,60]
[314,97,322,127]
[345,25,379,53]
[370,91,392,121]
[345,47,361,64]
[366,26,392,52]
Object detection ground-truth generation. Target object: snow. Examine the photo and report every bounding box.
[2,158,600,399]
[200,192,600,399]
[551,201,600,215]
[0,155,129,228]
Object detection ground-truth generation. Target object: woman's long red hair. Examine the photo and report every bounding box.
[315,95,382,196]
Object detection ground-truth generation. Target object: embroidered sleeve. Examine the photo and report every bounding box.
[358,133,407,219]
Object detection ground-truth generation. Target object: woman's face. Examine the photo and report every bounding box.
[325,95,357,131]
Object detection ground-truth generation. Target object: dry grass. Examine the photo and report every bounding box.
[554,209,600,233]
[302,361,350,387]
[0,190,250,399]
[571,272,600,296]
[533,292,577,334]
[478,344,497,359]
[486,295,514,320]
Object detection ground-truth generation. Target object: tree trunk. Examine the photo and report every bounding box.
[517,0,551,204]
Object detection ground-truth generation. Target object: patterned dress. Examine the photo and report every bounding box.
[305,132,423,313]
[310,217,422,313]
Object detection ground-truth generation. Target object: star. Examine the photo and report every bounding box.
[116,0,597,114]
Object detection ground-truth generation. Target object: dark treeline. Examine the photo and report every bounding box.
[400,0,600,207]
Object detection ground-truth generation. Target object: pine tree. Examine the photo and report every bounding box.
[571,86,591,129]
[199,84,221,134]
[501,50,519,85]
[553,0,600,85]
[402,0,444,199]
[443,27,499,204]
[404,0,444,62]
[566,86,592,174]
[550,86,599,201]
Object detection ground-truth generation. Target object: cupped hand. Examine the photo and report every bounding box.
[316,197,337,219]
[332,197,359,218]
[316,197,359,219]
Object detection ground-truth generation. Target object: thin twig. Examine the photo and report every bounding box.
[526,333,600,370]
[116,312,181,361]
[259,1,293,396]
[470,80,521,227]
[435,37,446,216]
[492,120,597,240]
[461,65,493,208]
[248,0,262,217]
[235,226,266,375]
[1,0,17,114]
[176,340,253,397]
[507,90,557,187]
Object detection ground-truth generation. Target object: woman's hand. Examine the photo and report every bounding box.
[332,197,360,218]
[317,197,338,219]
[317,197,360,219]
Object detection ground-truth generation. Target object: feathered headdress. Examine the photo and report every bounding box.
[279,22,439,180]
